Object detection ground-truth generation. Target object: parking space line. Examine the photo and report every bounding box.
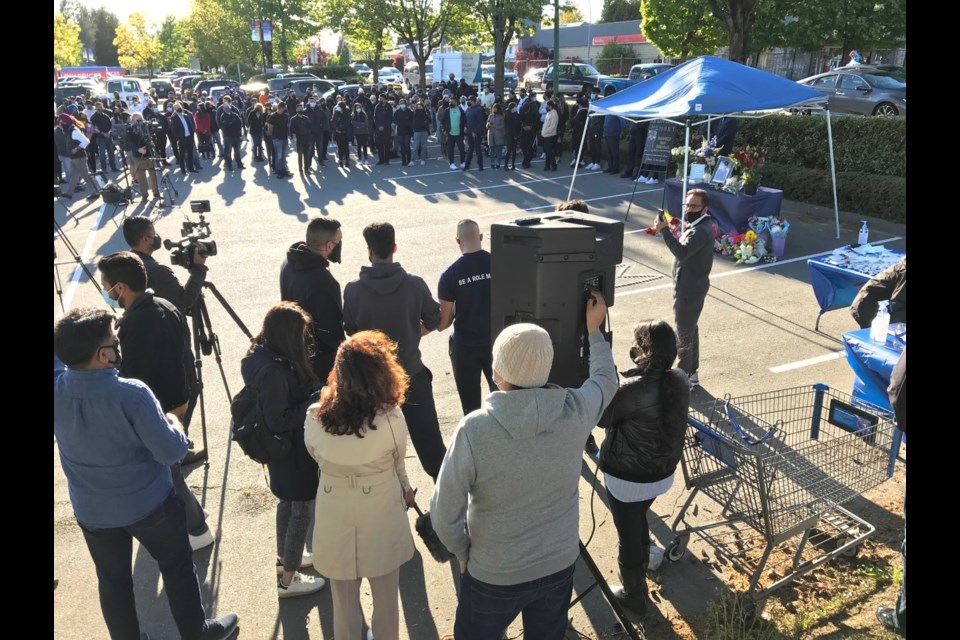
[769,351,845,373]
[57,205,110,319]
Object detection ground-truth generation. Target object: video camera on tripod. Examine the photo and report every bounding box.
[164,200,218,267]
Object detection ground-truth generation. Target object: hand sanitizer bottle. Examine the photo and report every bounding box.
[870,300,890,344]
[857,221,869,246]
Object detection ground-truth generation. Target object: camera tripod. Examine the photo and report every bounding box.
[53,216,104,315]
[185,281,251,463]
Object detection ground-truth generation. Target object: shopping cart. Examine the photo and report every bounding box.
[666,383,901,600]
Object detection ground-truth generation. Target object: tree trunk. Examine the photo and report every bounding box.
[416,47,428,91]
[373,40,383,83]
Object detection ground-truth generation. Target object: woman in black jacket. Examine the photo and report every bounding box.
[503,101,522,171]
[331,104,354,169]
[351,103,370,163]
[240,302,326,599]
[597,320,690,616]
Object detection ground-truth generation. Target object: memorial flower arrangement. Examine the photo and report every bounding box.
[732,145,768,193]
[714,229,769,265]
[671,145,692,179]
[748,216,772,236]
[694,136,720,171]
[768,215,790,238]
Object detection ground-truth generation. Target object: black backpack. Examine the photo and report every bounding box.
[230,367,293,464]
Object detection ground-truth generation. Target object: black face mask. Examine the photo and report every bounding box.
[152,235,162,251]
[328,240,343,264]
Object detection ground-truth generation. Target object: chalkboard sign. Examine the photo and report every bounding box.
[640,120,677,169]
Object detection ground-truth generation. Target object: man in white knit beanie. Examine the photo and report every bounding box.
[431,291,618,640]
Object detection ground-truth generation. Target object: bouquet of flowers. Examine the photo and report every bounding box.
[732,145,768,173]
[645,211,682,239]
[768,215,790,238]
[732,230,768,265]
[747,216,772,236]
[694,136,720,171]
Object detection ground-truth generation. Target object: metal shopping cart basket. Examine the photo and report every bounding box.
[666,383,901,601]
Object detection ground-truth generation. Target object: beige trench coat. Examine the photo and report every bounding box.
[304,404,415,580]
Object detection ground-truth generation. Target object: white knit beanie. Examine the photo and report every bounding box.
[491,323,554,389]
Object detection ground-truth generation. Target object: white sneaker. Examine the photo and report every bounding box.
[460,162,466,169]
[569,159,576,167]
[450,163,458,170]
[277,572,326,599]
[647,177,659,184]
[367,630,375,640]
[189,528,215,551]
[276,552,315,575]
[648,544,665,572]
[591,163,601,171]
[635,176,646,183]
[420,160,425,166]
[539,153,546,160]
[689,373,700,389]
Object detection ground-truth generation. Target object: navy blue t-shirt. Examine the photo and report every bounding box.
[437,250,492,348]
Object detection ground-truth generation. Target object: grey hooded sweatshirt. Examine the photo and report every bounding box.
[430,331,618,586]
[342,262,441,377]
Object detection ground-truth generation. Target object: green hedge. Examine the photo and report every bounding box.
[737,114,905,178]
[762,163,906,223]
[296,65,361,82]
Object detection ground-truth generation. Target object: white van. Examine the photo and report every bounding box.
[403,61,434,89]
[105,77,150,104]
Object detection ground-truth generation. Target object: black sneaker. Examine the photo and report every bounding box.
[198,613,239,640]
[876,607,904,635]
[584,434,599,454]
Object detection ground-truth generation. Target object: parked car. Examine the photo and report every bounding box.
[404,61,434,89]
[377,67,404,87]
[105,77,150,104]
[481,64,517,91]
[598,63,675,94]
[267,74,319,93]
[55,85,96,103]
[523,67,546,90]
[540,63,609,94]
[797,69,906,116]
[350,63,373,80]
[173,74,203,90]
[150,78,175,97]
[193,79,240,96]
[284,78,339,99]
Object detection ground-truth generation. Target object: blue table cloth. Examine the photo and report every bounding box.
[664,179,784,233]
[807,247,905,329]
[841,326,905,412]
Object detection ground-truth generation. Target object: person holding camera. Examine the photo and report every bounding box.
[54,307,240,640]
[97,252,215,551]
[127,111,162,203]
[241,302,327,599]
[430,292,617,640]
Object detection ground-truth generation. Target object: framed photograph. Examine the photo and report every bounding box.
[689,163,706,182]
[711,156,735,185]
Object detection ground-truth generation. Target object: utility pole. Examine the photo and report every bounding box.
[552,0,560,94]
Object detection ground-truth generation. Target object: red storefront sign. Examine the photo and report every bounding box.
[592,34,647,46]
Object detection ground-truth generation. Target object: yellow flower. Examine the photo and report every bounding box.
[745,230,757,243]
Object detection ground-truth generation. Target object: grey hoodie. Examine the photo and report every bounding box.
[430,331,617,586]
[342,262,440,377]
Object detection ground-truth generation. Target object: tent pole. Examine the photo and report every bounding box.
[825,108,840,240]
[682,119,691,220]
[568,113,591,200]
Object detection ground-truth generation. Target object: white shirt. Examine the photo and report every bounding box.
[129,101,145,114]
[71,127,91,150]
[480,92,495,110]
[604,471,675,503]
[176,113,191,136]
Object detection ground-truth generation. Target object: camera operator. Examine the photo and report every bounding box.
[143,98,173,166]
[127,111,162,203]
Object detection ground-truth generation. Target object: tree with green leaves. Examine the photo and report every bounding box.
[114,13,163,77]
[600,0,641,24]
[543,4,585,26]
[261,0,319,70]
[54,13,83,68]
[92,8,121,65]
[158,16,192,69]
[595,42,636,75]
[387,0,452,90]
[186,0,260,71]
[316,0,392,82]
[450,0,544,95]
[641,0,725,61]
[705,0,761,64]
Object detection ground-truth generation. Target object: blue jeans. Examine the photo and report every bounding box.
[412,131,429,160]
[250,129,264,159]
[272,137,289,173]
[79,489,207,640]
[97,134,118,171]
[454,563,575,640]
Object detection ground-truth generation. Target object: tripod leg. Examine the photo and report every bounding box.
[575,542,644,640]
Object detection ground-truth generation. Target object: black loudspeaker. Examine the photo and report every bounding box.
[491,213,624,388]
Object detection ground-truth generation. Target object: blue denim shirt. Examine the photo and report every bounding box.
[54,358,189,528]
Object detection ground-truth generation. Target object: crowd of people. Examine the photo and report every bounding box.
[54,75,679,205]
[55,188,713,639]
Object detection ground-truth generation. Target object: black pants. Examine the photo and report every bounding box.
[589,134,602,165]
[605,135,620,172]
[464,132,484,169]
[449,337,495,416]
[178,137,198,172]
[447,134,465,165]
[79,490,206,640]
[506,137,519,167]
[674,288,708,375]
[296,137,313,172]
[223,135,242,169]
[355,134,369,159]
[542,135,558,170]
[607,492,654,572]
[335,132,350,165]
[312,130,327,165]
[376,129,392,163]
[520,129,537,167]
[400,367,446,480]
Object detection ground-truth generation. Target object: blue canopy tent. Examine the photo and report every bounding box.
[568,57,841,237]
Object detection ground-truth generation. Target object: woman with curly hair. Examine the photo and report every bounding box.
[597,320,690,617]
[305,331,417,640]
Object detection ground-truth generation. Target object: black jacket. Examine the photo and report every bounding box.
[306,103,329,133]
[850,257,906,329]
[280,242,345,380]
[169,110,196,141]
[332,110,353,136]
[218,107,244,137]
[240,344,319,501]
[413,109,430,132]
[520,99,540,129]
[598,367,690,484]
[394,107,414,135]
[117,291,190,412]
[504,111,522,139]
[290,112,311,138]
[132,250,207,314]
[342,262,440,377]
